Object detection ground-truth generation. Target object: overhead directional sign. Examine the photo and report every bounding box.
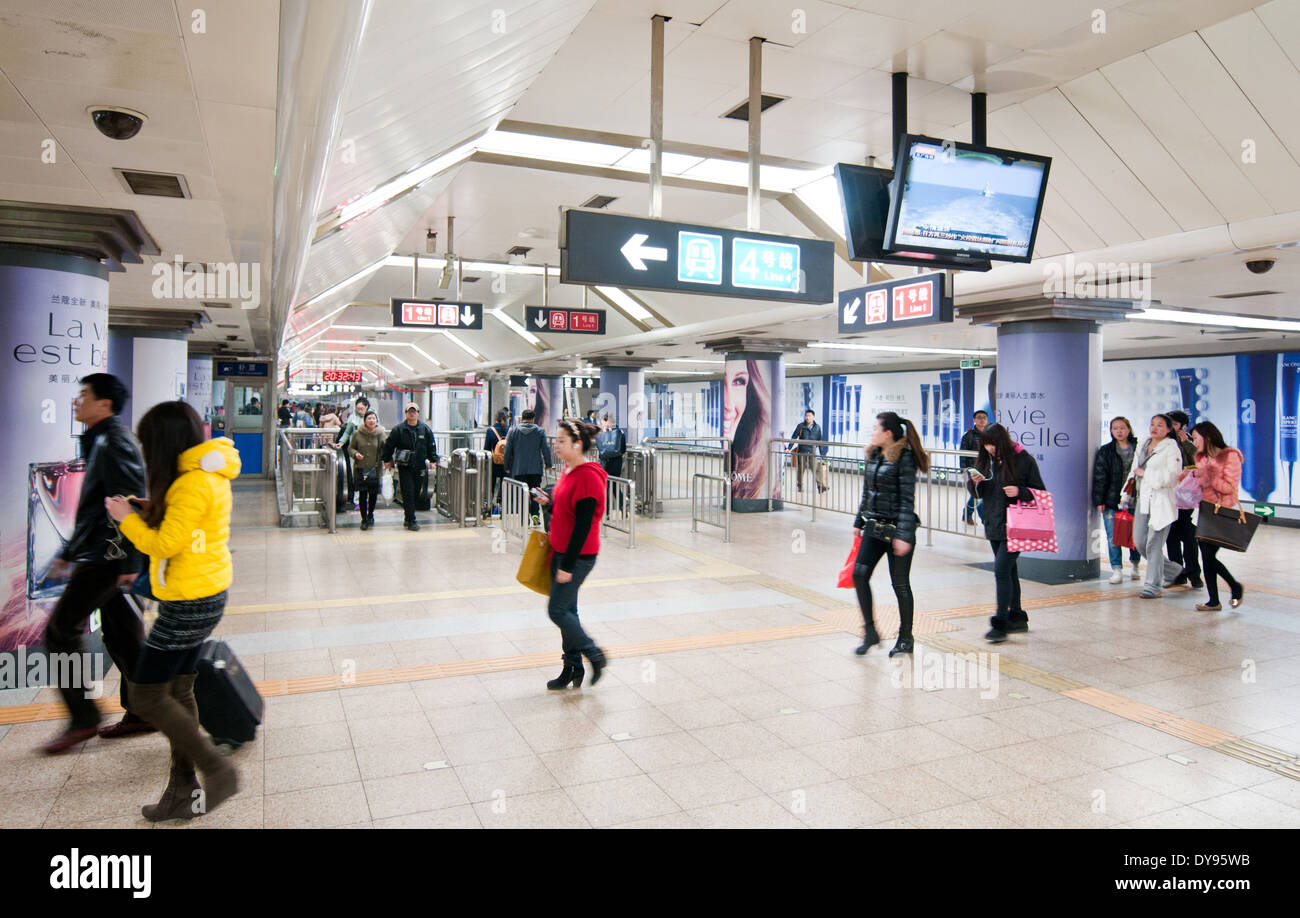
[837,272,952,334]
[560,209,835,304]
[525,306,607,335]
[390,297,483,330]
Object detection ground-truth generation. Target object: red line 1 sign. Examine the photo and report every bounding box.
[525,306,607,335]
[837,272,952,334]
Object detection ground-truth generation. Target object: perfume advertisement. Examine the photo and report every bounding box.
[811,368,994,449]
[0,253,111,651]
[1101,352,1299,508]
[724,357,783,508]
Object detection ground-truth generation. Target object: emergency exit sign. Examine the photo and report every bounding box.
[961,359,982,369]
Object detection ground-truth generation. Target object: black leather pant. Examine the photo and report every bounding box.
[853,534,915,640]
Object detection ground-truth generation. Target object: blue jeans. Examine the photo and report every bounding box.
[547,556,599,665]
[1101,509,1140,568]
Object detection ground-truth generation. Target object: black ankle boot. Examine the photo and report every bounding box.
[585,647,607,685]
[546,660,584,690]
[889,637,914,657]
[855,623,880,656]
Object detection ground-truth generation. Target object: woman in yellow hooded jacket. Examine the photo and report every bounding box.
[106,400,240,821]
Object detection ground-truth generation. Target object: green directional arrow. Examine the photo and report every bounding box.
[1253,503,1275,518]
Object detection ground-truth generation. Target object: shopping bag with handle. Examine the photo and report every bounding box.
[1196,501,1260,553]
[1111,509,1135,550]
[517,530,553,595]
[1007,488,1058,553]
[836,534,861,588]
[1174,474,1203,511]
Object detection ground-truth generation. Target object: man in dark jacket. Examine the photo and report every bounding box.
[596,413,627,478]
[960,410,989,523]
[1164,410,1202,588]
[788,410,828,493]
[42,374,152,754]
[382,403,438,531]
[504,409,553,518]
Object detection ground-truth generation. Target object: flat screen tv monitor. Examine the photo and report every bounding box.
[833,163,992,272]
[883,135,1051,264]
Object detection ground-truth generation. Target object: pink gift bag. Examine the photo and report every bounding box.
[1007,488,1058,553]
[1174,473,1202,511]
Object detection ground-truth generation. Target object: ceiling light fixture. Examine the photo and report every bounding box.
[334,140,479,225]
[1128,307,1300,333]
[490,308,545,347]
[809,342,998,356]
[593,286,654,322]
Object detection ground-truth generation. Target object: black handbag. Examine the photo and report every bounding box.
[1196,501,1260,552]
[861,449,902,543]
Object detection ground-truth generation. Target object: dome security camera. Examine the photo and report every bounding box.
[88,106,146,140]
[1245,258,1276,275]
[625,350,634,356]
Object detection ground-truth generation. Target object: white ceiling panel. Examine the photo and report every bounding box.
[181,0,278,110]
[1257,0,1300,69]
[949,0,1122,50]
[13,77,204,139]
[695,0,850,46]
[1021,89,1179,240]
[1099,53,1271,224]
[1146,32,1300,213]
[0,0,179,33]
[884,29,1022,85]
[1058,71,1223,232]
[796,8,937,66]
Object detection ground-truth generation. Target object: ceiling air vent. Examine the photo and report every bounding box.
[462,275,482,284]
[202,300,231,309]
[114,168,190,198]
[506,245,531,257]
[582,194,617,209]
[1212,290,1281,299]
[723,94,786,121]
[216,324,239,329]
[1127,335,1174,341]
[1218,335,1261,341]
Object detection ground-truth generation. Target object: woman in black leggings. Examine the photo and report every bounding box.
[852,412,929,657]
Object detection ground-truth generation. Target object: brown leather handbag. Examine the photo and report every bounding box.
[1196,501,1260,553]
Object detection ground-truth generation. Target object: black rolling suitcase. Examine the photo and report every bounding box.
[194,640,263,751]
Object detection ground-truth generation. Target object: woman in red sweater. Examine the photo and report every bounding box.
[534,419,609,690]
[1181,421,1245,611]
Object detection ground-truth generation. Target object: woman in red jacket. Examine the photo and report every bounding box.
[1181,421,1244,611]
[534,419,609,690]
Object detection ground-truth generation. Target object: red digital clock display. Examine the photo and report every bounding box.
[322,369,362,383]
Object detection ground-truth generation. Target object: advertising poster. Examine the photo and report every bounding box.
[724,357,783,508]
[0,254,110,651]
[813,368,993,449]
[186,357,213,438]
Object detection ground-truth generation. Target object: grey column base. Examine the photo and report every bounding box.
[731,498,782,513]
[1018,557,1101,585]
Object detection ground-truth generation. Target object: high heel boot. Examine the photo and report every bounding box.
[546,658,584,690]
[890,606,915,657]
[142,675,202,821]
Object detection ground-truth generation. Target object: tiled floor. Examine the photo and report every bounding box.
[2,482,1299,829]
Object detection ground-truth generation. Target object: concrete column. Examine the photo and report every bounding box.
[595,367,646,445]
[723,352,786,512]
[108,330,188,428]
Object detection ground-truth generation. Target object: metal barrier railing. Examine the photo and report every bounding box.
[604,475,636,548]
[498,477,531,550]
[642,437,730,510]
[434,458,452,519]
[275,429,338,532]
[624,446,658,517]
[449,448,492,527]
[763,438,981,544]
[691,473,731,542]
[431,429,486,458]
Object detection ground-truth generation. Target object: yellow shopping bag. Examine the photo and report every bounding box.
[516,531,553,596]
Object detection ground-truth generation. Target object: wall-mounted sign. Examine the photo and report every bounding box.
[837,272,952,334]
[322,369,363,383]
[216,360,269,378]
[390,298,483,330]
[525,306,607,335]
[960,358,982,369]
[560,209,834,304]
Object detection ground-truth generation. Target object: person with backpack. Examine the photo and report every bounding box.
[485,409,510,511]
[382,403,438,531]
[851,412,928,657]
[105,400,240,821]
[1184,421,1245,611]
[1093,416,1142,584]
[969,423,1046,643]
[504,408,552,521]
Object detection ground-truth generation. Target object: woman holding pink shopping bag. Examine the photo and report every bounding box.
[969,424,1045,644]
[1120,414,1184,599]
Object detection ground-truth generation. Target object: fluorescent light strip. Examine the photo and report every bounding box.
[314,349,415,371]
[1128,308,1300,332]
[440,331,484,361]
[384,255,547,276]
[490,308,545,346]
[294,257,388,312]
[336,140,478,224]
[308,336,446,369]
[810,342,997,356]
[593,286,654,322]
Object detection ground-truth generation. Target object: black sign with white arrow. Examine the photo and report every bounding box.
[837,272,952,334]
[560,208,835,304]
[390,298,483,330]
[524,306,607,335]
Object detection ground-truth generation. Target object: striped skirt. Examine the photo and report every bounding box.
[146,591,227,652]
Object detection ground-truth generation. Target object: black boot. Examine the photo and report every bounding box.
[889,637,914,657]
[855,621,880,655]
[890,605,914,656]
[585,647,607,686]
[546,659,584,690]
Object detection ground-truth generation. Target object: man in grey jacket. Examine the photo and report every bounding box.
[504,409,553,517]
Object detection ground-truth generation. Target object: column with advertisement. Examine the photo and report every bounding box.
[721,352,786,512]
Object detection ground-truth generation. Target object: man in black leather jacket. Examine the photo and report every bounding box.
[382,403,438,531]
[42,374,152,754]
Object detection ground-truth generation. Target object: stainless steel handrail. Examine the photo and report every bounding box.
[642,437,730,509]
[498,477,531,551]
[604,475,636,548]
[691,473,730,542]
[275,429,337,532]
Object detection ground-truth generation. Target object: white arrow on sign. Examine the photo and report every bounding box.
[534,313,548,329]
[460,306,475,326]
[620,233,668,271]
[843,297,860,325]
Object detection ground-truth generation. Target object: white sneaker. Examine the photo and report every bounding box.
[1130,568,1142,581]
[1109,569,1123,584]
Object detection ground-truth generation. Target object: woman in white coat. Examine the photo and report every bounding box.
[1122,414,1184,599]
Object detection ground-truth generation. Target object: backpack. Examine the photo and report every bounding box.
[492,434,506,465]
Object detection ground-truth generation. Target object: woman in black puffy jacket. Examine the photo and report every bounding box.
[852,412,930,657]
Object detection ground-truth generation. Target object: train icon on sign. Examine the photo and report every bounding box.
[677,231,723,285]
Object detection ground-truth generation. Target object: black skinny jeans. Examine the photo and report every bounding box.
[547,555,599,665]
[357,480,379,519]
[1199,542,1241,605]
[988,539,1026,630]
[1166,509,1201,578]
[43,561,146,728]
[852,534,914,640]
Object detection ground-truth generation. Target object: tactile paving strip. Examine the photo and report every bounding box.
[1211,738,1300,780]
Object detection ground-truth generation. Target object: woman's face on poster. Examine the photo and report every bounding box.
[723,363,748,437]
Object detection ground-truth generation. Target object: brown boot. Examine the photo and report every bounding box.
[142,675,202,821]
[131,680,238,818]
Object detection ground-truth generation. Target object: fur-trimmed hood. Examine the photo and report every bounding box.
[869,439,907,464]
